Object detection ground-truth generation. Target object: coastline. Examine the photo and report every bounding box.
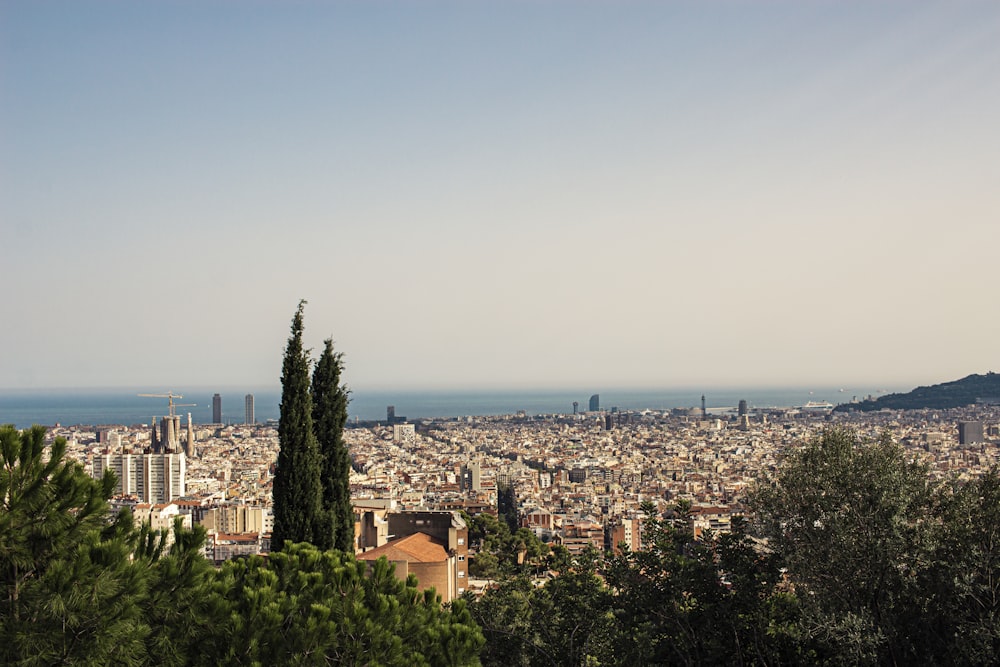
[0,385,898,430]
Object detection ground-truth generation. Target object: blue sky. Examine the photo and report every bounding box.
[2,1,999,391]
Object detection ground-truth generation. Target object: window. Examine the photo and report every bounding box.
[458,555,465,561]
[458,570,465,578]
[457,537,465,545]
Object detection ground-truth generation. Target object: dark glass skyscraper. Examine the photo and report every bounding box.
[245,393,255,424]
[212,393,222,424]
[589,394,600,412]
[959,421,984,445]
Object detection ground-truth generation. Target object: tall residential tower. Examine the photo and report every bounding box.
[245,393,255,424]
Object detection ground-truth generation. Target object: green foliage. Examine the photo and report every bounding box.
[0,425,114,608]
[272,300,324,551]
[312,338,353,553]
[751,428,934,664]
[604,501,800,666]
[910,469,1000,665]
[496,483,518,534]
[470,550,617,667]
[0,424,143,665]
[463,511,550,578]
[204,543,484,666]
[141,520,220,666]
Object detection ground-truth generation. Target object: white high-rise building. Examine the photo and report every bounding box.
[93,452,186,503]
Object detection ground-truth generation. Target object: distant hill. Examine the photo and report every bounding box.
[834,373,1000,412]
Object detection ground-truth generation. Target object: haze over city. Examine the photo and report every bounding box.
[3,1,998,392]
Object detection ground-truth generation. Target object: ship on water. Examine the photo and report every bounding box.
[801,400,835,410]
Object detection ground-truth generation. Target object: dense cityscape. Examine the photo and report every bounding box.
[44,393,1000,596]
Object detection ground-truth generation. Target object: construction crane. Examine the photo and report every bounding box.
[138,391,196,417]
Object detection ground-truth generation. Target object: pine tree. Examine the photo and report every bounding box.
[0,425,152,665]
[312,338,353,552]
[205,543,485,666]
[271,300,323,551]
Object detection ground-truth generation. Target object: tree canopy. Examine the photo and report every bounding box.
[312,337,353,553]
[272,300,324,551]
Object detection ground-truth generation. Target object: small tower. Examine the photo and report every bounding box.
[150,417,159,453]
[185,412,195,458]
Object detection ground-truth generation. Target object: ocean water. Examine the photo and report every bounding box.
[0,385,897,430]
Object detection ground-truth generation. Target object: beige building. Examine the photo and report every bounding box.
[132,502,192,547]
[201,505,271,534]
[357,510,468,601]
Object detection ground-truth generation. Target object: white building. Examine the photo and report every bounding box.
[93,452,186,503]
[393,423,416,443]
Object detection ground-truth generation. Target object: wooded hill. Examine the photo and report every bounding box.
[835,372,1000,412]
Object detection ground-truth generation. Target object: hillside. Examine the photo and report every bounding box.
[834,372,1000,412]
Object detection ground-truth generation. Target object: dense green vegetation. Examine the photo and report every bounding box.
[0,423,485,666]
[272,300,324,551]
[312,337,353,553]
[834,371,1000,411]
[274,301,355,554]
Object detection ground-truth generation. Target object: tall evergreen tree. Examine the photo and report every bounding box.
[271,300,323,551]
[311,338,353,552]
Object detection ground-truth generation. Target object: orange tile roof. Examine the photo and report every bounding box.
[357,532,449,564]
[215,533,259,542]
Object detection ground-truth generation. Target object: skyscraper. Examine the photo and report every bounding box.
[92,452,186,503]
[213,393,222,424]
[461,458,482,493]
[959,421,984,446]
[589,394,600,412]
[245,393,255,424]
[738,399,748,417]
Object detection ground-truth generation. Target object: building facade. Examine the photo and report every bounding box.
[92,452,186,504]
[357,510,469,601]
[959,421,985,445]
[245,393,255,425]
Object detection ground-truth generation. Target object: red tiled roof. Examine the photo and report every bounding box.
[357,532,449,564]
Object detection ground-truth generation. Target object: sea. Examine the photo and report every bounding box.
[0,385,899,430]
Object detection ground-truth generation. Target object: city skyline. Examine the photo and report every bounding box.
[3,2,998,391]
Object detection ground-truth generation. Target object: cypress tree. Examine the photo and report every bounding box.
[271,300,323,552]
[311,338,353,553]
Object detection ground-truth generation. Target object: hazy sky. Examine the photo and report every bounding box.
[2,1,998,391]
